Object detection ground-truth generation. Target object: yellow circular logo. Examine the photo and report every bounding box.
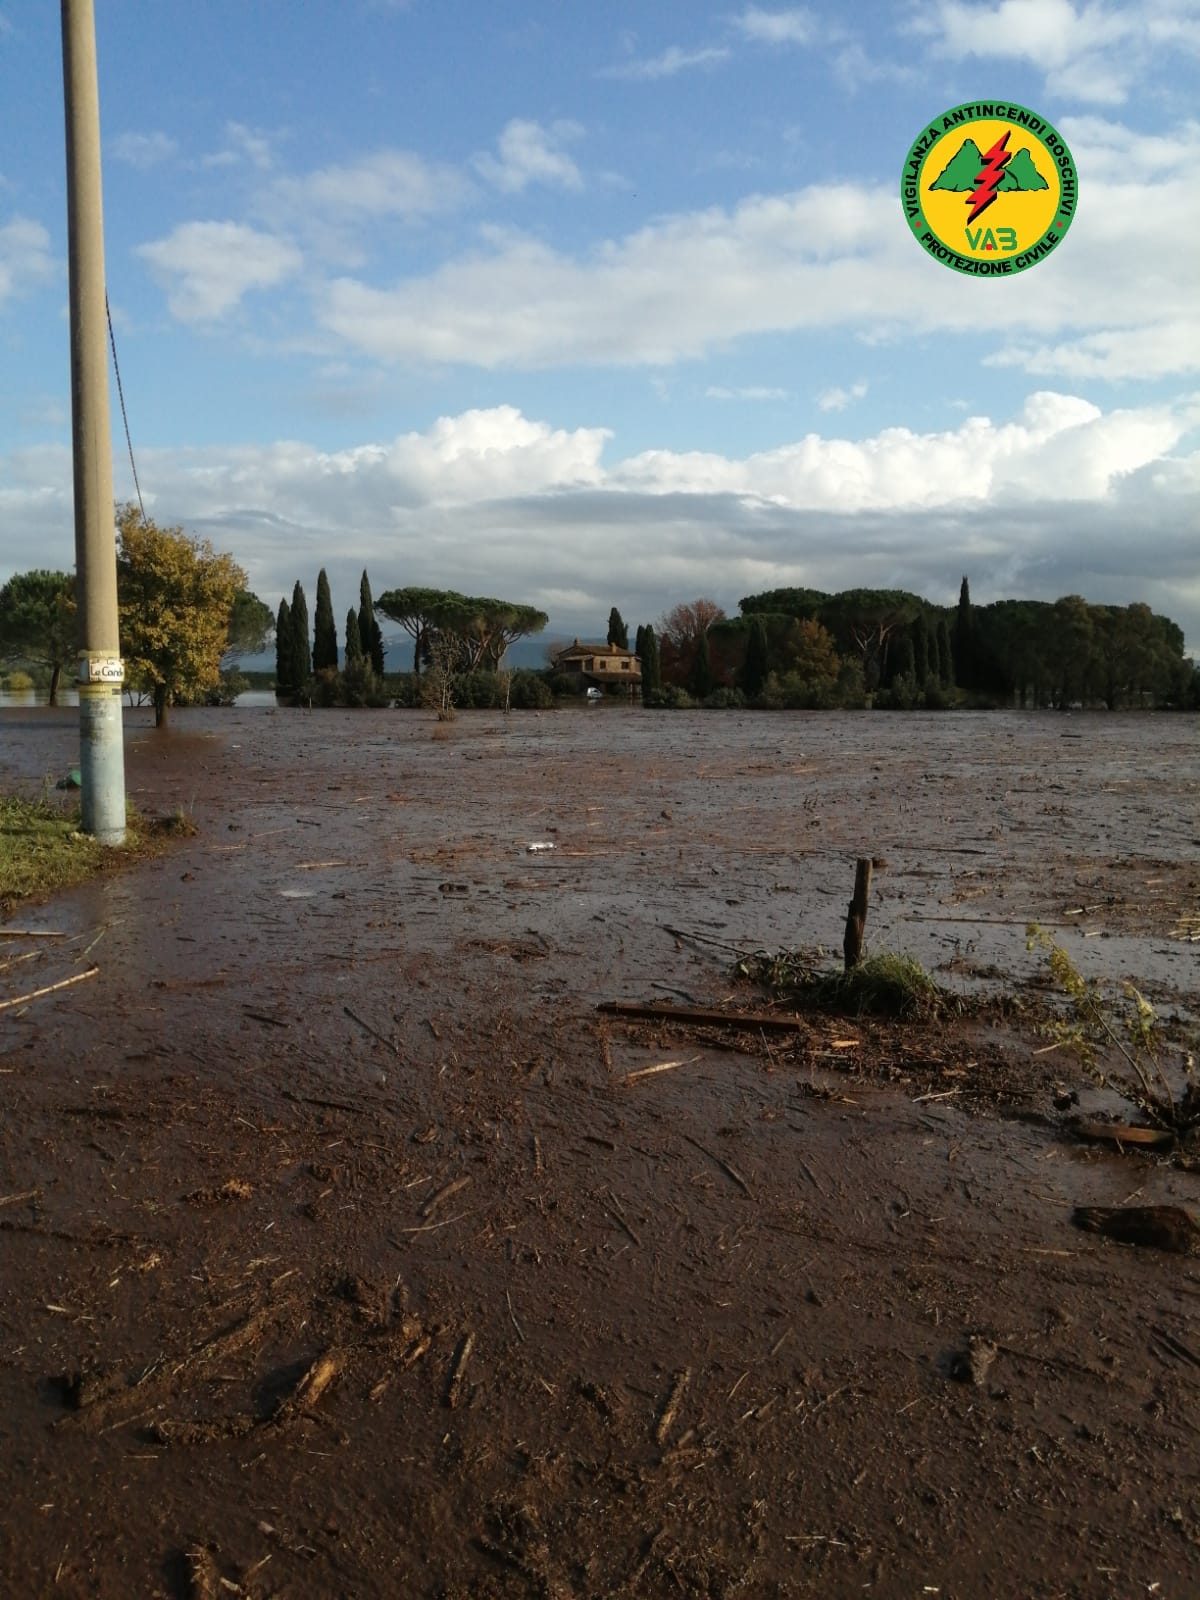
[902,102,1077,275]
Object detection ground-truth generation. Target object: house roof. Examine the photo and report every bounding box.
[554,639,637,660]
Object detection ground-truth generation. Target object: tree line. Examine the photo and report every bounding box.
[4,507,1195,719]
[272,577,551,708]
[703,578,1196,710]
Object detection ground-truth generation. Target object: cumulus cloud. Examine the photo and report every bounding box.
[136,222,302,322]
[316,126,1200,379]
[732,7,816,45]
[601,45,731,80]
[911,0,1200,104]
[3,395,1196,651]
[271,148,472,223]
[0,216,55,308]
[474,119,584,193]
[817,381,868,411]
[201,121,280,171]
[110,131,178,169]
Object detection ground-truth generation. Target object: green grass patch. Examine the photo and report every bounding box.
[0,793,193,914]
[737,947,946,1020]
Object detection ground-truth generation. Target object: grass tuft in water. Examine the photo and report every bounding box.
[737,947,945,1020]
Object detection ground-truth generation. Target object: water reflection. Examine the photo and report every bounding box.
[1,689,277,710]
[0,689,81,709]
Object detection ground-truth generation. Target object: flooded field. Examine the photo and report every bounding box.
[1,704,1198,1597]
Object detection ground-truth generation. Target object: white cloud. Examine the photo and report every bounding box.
[272,148,471,223]
[317,130,1200,379]
[4,395,1196,653]
[985,320,1200,382]
[0,216,55,309]
[817,380,868,411]
[110,131,178,169]
[733,7,816,45]
[911,0,1200,104]
[601,45,731,80]
[474,119,583,193]
[706,385,789,400]
[201,121,280,172]
[136,222,302,322]
[612,391,1190,510]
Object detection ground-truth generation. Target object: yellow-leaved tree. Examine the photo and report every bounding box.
[116,503,245,728]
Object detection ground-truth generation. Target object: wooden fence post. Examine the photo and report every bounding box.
[843,857,873,970]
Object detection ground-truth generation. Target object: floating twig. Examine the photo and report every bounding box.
[654,1368,690,1446]
[445,1331,475,1409]
[421,1174,472,1220]
[0,1188,40,1209]
[77,926,109,962]
[242,1009,290,1029]
[343,1005,399,1055]
[624,1055,702,1084]
[684,1133,751,1197]
[661,925,753,955]
[393,1211,471,1237]
[600,999,809,1033]
[604,1192,642,1248]
[0,965,98,1012]
[505,1289,526,1344]
[273,1348,343,1424]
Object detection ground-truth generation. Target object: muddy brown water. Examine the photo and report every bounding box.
[1,705,1198,1598]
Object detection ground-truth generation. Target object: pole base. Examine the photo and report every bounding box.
[78,683,126,844]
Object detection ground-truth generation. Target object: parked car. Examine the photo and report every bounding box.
[586,686,603,701]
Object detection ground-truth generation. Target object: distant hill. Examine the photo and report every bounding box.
[233,630,553,675]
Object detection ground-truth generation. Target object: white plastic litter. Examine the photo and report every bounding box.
[526,842,556,853]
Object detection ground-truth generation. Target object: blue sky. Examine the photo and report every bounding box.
[2,0,1198,655]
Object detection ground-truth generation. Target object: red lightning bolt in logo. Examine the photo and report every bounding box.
[966,132,1012,223]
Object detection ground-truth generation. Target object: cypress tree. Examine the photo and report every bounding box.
[689,631,715,700]
[953,575,973,687]
[741,615,770,697]
[290,580,311,690]
[927,619,941,685]
[345,608,363,663]
[358,570,384,676]
[275,597,293,692]
[893,634,916,684]
[638,624,661,702]
[911,613,929,688]
[607,607,629,650]
[938,617,955,687]
[634,623,646,659]
[313,568,338,671]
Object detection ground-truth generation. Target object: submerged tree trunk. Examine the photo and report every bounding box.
[48,662,62,706]
[154,683,169,729]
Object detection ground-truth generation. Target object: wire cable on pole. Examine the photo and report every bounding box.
[105,293,147,527]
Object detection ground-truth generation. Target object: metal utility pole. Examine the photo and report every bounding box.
[61,0,125,843]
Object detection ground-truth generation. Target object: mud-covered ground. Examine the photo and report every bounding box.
[1,704,1198,1600]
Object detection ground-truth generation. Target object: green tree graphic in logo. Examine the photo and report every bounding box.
[930,138,1049,193]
